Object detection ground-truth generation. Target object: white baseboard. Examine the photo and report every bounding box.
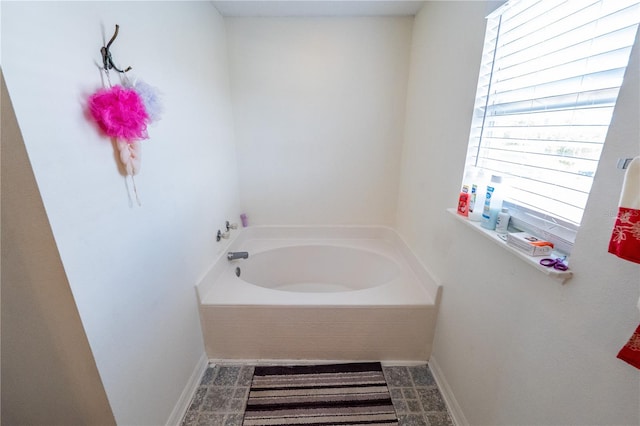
[166,352,209,426]
[429,355,468,426]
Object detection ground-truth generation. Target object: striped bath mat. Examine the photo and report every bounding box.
[242,362,398,426]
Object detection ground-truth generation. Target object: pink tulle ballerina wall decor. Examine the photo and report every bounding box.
[87,25,162,206]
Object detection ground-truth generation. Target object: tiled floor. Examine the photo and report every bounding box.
[181,363,454,426]
[383,365,454,426]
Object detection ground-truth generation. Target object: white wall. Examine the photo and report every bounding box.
[2,2,240,424]
[397,1,640,425]
[226,17,412,226]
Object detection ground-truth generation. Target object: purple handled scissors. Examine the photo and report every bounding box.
[539,256,569,271]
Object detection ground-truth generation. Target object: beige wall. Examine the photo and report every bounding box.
[1,71,116,426]
[227,17,413,226]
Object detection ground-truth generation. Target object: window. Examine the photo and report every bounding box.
[464,0,640,252]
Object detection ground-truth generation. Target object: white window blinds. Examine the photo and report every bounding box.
[466,0,640,228]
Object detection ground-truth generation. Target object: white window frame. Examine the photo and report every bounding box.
[464,0,640,254]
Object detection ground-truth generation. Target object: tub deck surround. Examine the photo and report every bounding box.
[196,226,441,361]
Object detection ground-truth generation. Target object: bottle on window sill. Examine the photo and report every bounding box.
[481,175,505,230]
[495,207,511,234]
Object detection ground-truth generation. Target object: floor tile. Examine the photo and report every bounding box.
[383,366,413,387]
[397,413,429,426]
[233,387,248,399]
[223,413,244,426]
[426,411,455,426]
[182,409,198,426]
[417,387,447,412]
[200,367,215,386]
[392,398,409,413]
[195,412,225,426]
[237,366,254,387]
[213,366,242,386]
[389,387,403,399]
[201,387,234,411]
[188,387,208,412]
[402,388,417,399]
[228,397,246,412]
[408,365,436,387]
[406,399,422,413]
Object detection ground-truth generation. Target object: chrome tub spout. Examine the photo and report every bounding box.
[227,251,249,261]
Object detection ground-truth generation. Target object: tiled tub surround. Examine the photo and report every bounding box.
[197,226,442,361]
[181,364,453,426]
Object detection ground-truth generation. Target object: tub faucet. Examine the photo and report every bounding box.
[227,251,249,261]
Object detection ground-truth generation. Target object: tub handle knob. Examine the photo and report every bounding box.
[216,230,230,241]
[226,221,238,231]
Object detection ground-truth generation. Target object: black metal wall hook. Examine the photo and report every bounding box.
[101,24,132,73]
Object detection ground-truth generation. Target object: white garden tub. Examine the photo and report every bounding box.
[196,226,441,362]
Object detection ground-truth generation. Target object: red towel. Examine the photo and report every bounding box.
[611,158,640,369]
[608,157,640,264]
[617,325,640,369]
[608,207,640,263]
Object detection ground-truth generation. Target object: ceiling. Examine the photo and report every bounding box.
[211,1,427,17]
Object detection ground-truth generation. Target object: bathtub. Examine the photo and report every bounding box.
[196,226,441,362]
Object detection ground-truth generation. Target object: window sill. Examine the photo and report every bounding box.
[446,208,573,283]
